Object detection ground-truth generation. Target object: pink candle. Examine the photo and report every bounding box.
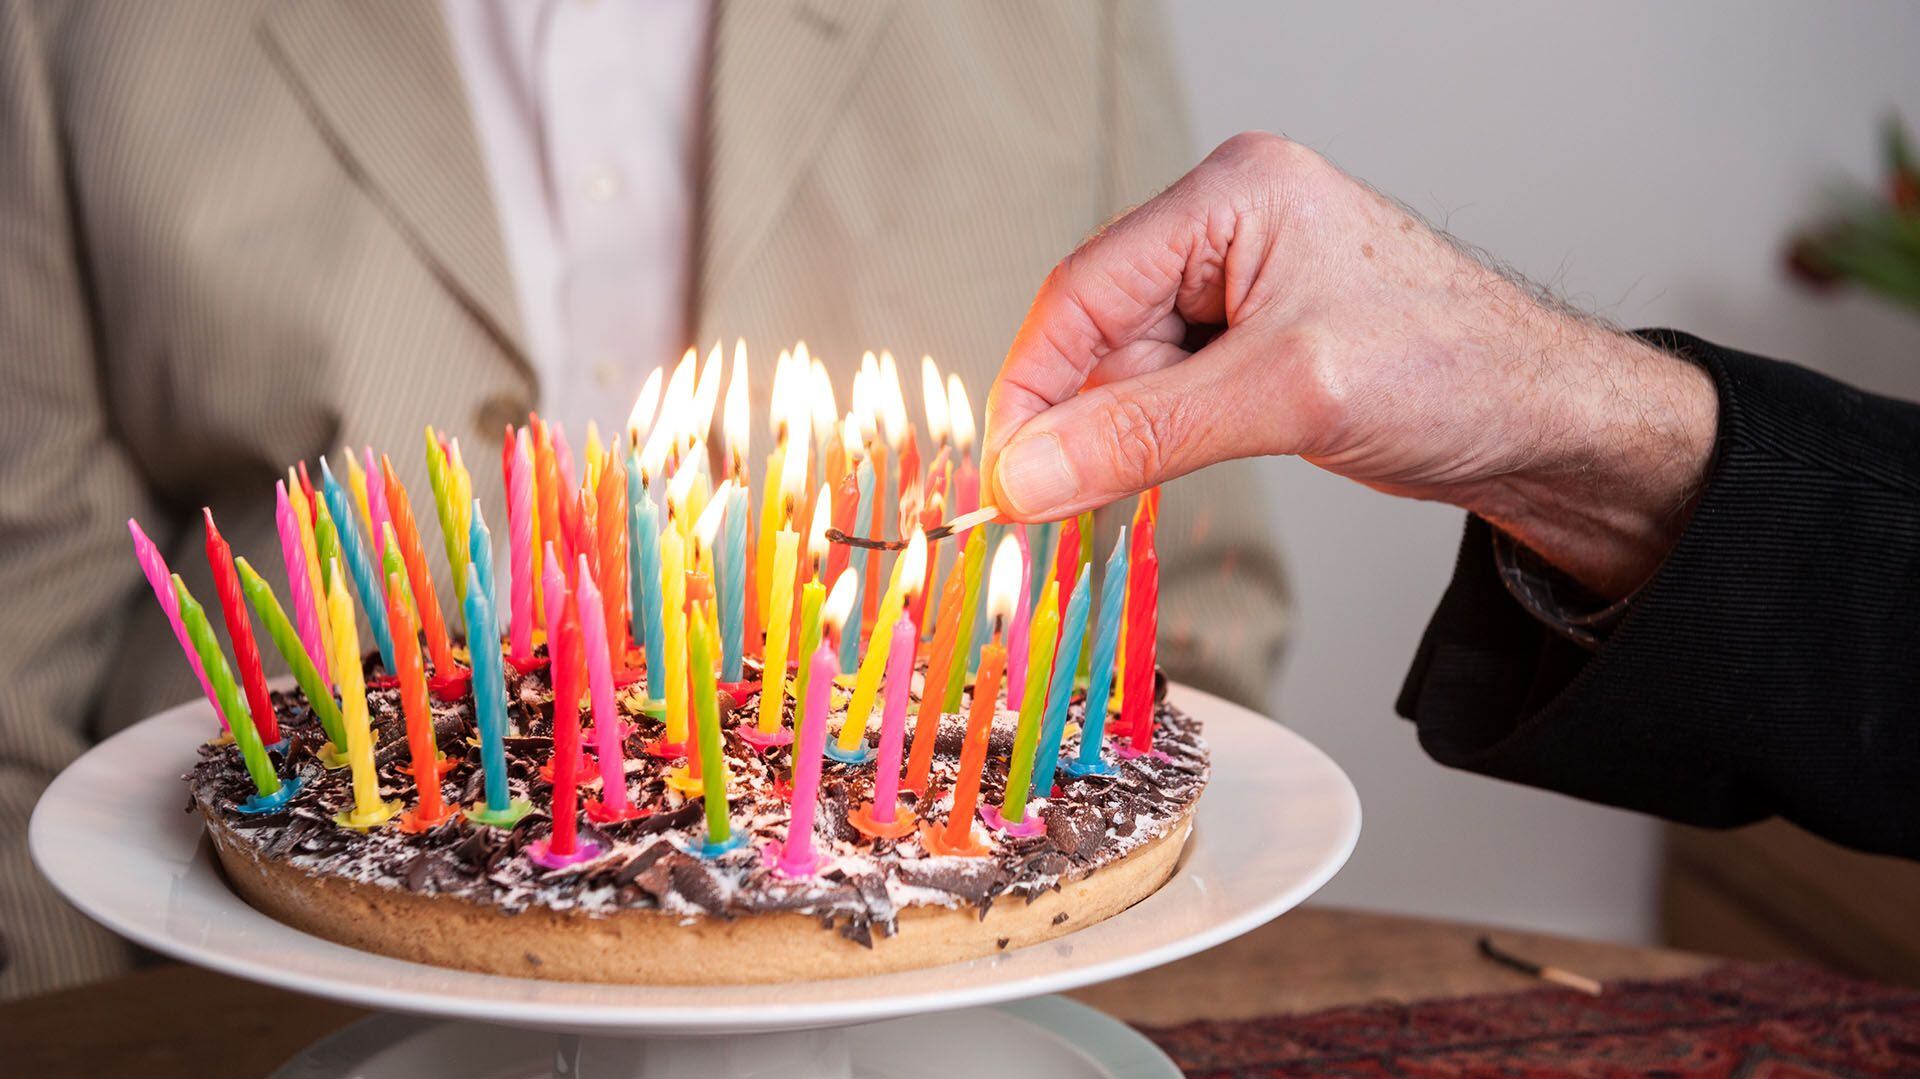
[508,429,535,663]
[852,613,919,836]
[275,481,330,689]
[362,446,392,560]
[1005,524,1032,710]
[575,554,637,822]
[128,519,227,730]
[772,571,856,877]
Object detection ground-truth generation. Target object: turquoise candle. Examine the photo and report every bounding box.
[319,457,395,671]
[630,492,666,701]
[719,485,748,680]
[468,499,497,616]
[462,562,524,823]
[839,460,875,669]
[1067,528,1128,776]
[1030,566,1091,798]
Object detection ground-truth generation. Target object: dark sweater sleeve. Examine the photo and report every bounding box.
[1397,330,1920,860]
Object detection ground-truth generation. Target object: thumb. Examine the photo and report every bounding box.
[990,326,1287,520]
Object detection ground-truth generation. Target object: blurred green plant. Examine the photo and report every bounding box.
[1787,114,1920,314]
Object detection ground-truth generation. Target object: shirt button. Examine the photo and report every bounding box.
[584,167,622,203]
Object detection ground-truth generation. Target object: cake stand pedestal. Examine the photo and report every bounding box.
[32,685,1360,1079]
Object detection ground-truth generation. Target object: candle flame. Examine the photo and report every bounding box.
[878,350,909,450]
[689,341,724,448]
[666,455,699,515]
[808,359,838,446]
[946,374,975,452]
[806,482,832,570]
[839,409,865,461]
[899,529,928,601]
[644,350,698,472]
[821,567,858,634]
[770,348,794,441]
[693,480,732,555]
[921,354,949,444]
[626,365,664,446]
[723,341,750,468]
[986,533,1023,625]
[779,425,809,511]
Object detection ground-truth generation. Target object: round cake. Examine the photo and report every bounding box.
[188,659,1207,984]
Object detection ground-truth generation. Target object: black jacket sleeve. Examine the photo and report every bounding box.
[1398,330,1920,860]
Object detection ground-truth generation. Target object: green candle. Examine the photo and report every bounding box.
[236,558,346,750]
[174,576,281,798]
[423,427,467,604]
[998,580,1060,826]
[313,496,343,592]
[788,577,826,738]
[942,528,988,713]
[380,522,418,624]
[688,601,737,852]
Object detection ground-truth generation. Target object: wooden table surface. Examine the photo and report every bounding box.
[0,906,1718,1078]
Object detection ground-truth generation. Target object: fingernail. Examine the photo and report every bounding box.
[997,432,1078,517]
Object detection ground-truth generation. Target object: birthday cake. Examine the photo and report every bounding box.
[187,659,1205,984]
[145,346,1198,984]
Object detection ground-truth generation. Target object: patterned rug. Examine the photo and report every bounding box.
[1139,962,1920,1077]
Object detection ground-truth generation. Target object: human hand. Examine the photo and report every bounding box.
[984,132,1716,598]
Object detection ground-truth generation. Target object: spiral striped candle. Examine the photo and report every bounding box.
[275,482,330,689]
[127,519,226,731]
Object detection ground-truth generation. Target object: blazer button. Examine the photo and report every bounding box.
[475,396,531,443]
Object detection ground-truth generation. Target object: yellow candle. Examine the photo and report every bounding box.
[288,477,336,671]
[326,566,399,830]
[345,452,375,551]
[661,525,689,748]
[838,530,927,753]
[757,441,786,610]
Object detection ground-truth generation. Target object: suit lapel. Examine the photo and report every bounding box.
[699,0,900,309]
[260,0,526,369]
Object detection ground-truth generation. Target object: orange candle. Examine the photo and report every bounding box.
[386,569,452,832]
[923,534,1022,857]
[902,557,966,793]
[380,457,461,688]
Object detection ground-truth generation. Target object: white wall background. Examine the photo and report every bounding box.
[1166,1,1920,942]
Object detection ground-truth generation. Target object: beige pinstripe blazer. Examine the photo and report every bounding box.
[0,0,1288,995]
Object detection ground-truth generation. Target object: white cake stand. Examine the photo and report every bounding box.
[32,684,1359,1079]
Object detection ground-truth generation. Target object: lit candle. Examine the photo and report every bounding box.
[319,457,395,672]
[1005,525,1033,711]
[1030,567,1091,800]
[941,527,988,714]
[576,555,638,823]
[203,509,280,745]
[1121,514,1161,756]
[276,481,330,690]
[462,561,531,827]
[903,557,966,795]
[326,565,400,830]
[127,519,227,731]
[769,570,856,877]
[754,442,806,737]
[1066,529,1128,777]
[839,448,875,668]
[380,457,462,688]
[528,562,600,868]
[924,534,1020,857]
[825,423,861,586]
[991,579,1059,833]
[630,488,666,705]
[783,491,833,743]
[236,557,346,754]
[656,512,690,756]
[688,598,742,855]
[947,374,979,531]
[719,484,748,682]
[385,568,452,832]
[174,576,289,808]
[834,530,926,761]
[850,557,930,838]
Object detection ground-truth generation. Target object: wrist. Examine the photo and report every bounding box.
[1467,327,1718,599]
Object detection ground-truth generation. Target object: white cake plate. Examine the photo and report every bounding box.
[32,684,1359,1079]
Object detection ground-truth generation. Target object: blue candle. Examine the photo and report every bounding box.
[630,492,666,702]
[1030,565,1091,797]
[468,498,497,614]
[839,459,875,669]
[462,561,527,825]
[319,456,395,671]
[1066,528,1128,776]
[719,485,748,680]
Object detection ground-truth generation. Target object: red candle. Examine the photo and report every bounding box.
[386,569,451,831]
[202,509,279,744]
[863,440,887,632]
[380,457,460,683]
[532,416,568,576]
[530,551,598,868]
[824,467,859,586]
[902,558,966,794]
[1052,513,1082,665]
[1121,515,1160,754]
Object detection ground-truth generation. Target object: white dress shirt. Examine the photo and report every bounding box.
[442,0,710,440]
